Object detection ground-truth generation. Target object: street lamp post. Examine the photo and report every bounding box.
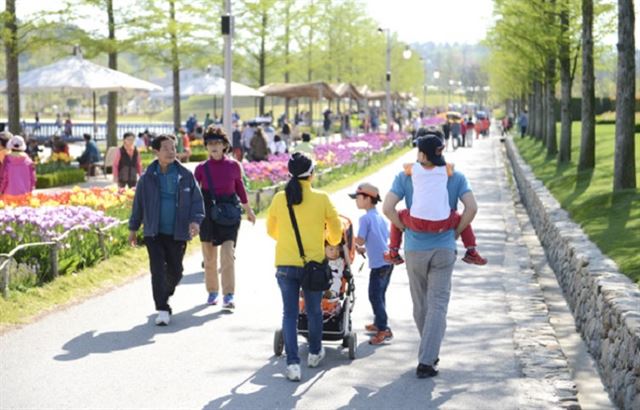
[378,27,392,134]
[221,0,233,137]
[432,70,440,110]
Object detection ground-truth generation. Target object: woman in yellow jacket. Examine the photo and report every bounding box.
[267,153,342,382]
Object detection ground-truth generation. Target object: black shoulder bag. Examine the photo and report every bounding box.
[202,161,242,226]
[287,201,332,292]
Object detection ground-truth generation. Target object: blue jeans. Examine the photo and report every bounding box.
[276,266,323,365]
[368,264,394,331]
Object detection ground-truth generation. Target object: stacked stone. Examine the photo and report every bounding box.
[494,140,580,409]
[505,137,640,409]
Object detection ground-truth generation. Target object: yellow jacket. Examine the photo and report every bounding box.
[267,180,343,267]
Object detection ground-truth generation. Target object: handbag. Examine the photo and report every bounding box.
[287,202,332,291]
[202,161,242,226]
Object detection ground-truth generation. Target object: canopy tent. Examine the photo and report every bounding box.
[330,83,364,100]
[357,85,370,98]
[259,82,338,100]
[364,90,387,101]
[0,55,161,93]
[0,54,161,137]
[364,90,410,101]
[153,75,264,98]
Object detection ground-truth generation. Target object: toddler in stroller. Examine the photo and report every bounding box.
[274,216,358,360]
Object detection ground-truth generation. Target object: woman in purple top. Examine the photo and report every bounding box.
[194,126,256,309]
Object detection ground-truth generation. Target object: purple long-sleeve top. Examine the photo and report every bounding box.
[194,157,248,204]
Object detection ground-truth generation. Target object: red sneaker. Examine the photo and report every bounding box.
[383,250,404,265]
[462,249,487,265]
[365,323,379,333]
[369,329,393,345]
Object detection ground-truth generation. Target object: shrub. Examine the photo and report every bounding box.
[36,169,86,189]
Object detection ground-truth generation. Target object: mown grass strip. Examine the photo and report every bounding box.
[513,123,639,284]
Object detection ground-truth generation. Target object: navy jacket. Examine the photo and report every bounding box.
[129,160,205,241]
[78,140,101,164]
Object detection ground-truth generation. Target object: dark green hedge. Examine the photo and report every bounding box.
[36,169,86,189]
[189,151,208,162]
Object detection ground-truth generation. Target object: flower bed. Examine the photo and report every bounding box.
[0,187,134,290]
[242,132,408,188]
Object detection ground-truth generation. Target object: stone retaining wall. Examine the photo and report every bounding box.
[505,137,640,410]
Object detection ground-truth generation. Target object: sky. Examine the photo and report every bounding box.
[6,0,634,46]
[10,0,495,45]
[365,0,495,45]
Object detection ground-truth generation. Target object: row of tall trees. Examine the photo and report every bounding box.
[485,0,636,191]
[2,0,424,144]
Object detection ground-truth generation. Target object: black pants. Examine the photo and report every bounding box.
[145,234,187,313]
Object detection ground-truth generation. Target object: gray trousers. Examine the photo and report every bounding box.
[405,249,456,366]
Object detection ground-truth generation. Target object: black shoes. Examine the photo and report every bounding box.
[416,361,439,379]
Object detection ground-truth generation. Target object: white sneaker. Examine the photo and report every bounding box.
[307,346,325,368]
[286,364,301,382]
[155,310,171,326]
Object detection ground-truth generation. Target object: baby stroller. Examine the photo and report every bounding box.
[274,215,358,360]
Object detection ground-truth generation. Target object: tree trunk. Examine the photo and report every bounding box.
[169,0,180,132]
[579,0,596,170]
[534,80,544,140]
[613,0,636,190]
[530,82,537,138]
[258,10,267,115]
[4,0,20,135]
[106,0,118,148]
[283,1,290,118]
[559,1,572,163]
[546,55,557,157]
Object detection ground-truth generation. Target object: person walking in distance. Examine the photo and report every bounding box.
[382,135,481,378]
[128,135,205,326]
[112,132,143,188]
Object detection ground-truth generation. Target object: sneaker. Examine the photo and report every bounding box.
[365,323,379,333]
[286,364,301,382]
[369,329,393,345]
[307,346,326,368]
[155,310,171,326]
[462,249,488,265]
[416,363,439,378]
[222,293,235,309]
[383,250,405,265]
[207,292,219,305]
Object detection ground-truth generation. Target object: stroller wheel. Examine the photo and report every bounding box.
[342,336,349,348]
[348,333,357,360]
[274,329,284,356]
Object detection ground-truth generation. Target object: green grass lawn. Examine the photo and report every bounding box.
[514,123,640,284]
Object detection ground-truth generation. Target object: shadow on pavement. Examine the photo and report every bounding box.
[338,372,466,410]
[202,348,357,410]
[54,305,224,361]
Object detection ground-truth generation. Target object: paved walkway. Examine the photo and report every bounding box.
[1,134,613,409]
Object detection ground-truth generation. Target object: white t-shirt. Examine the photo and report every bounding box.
[410,162,450,221]
[269,140,287,155]
[328,258,344,294]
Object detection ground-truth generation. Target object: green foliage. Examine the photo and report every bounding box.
[35,169,86,189]
[514,123,640,284]
[189,150,208,162]
[485,0,617,102]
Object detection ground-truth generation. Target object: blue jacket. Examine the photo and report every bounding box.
[129,160,205,241]
[78,140,101,164]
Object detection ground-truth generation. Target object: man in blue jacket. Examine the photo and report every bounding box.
[128,134,205,326]
[77,133,102,176]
